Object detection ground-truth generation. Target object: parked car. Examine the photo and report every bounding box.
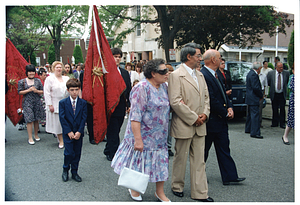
[224,61,253,116]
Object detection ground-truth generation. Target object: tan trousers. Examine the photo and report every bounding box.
[171,134,208,199]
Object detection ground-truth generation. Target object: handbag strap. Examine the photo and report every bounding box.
[129,151,145,174]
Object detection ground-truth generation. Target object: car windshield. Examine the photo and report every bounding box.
[227,62,252,84]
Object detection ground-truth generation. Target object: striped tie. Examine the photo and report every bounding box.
[72,100,76,115]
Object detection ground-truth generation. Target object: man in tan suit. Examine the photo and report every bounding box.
[168,43,213,202]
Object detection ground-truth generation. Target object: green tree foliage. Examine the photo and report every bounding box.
[29,52,37,66]
[73,45,84,64]
[268,62,274,69]
[48,44,56,65]
[99,5,292,62]
[287,30,294,68]
[23,5,89,61]
[174,6,293,51]
[6,6,48,63]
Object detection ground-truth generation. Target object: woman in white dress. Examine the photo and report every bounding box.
[130,62,145,85]
[44,61,69,148]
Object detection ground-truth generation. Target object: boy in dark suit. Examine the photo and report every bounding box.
[59,78,87,182]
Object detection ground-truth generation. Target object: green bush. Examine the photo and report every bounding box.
[47,44,56,65]
[268,62,274,69]
[73,45,84,64]
[287,30,294,68]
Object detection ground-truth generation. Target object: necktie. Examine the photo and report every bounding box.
[72,100,76,115]
[277,73,281,90]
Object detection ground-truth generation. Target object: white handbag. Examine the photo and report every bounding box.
[118,151,149,194]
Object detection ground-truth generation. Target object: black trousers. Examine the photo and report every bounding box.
[271,93,286,127]
[63,135,83,174]
[103,116,125,158]
[86,103,94,142]
[205,129,238,182]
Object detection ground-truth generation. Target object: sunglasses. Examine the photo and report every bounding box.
[156,68,169,75]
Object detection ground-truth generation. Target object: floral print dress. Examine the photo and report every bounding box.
[111,79,170,183]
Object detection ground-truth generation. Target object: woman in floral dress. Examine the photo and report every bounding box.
[18,64,45,144]
[282,65,294,145]
[111,59,170,202]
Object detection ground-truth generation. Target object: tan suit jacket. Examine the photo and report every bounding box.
[168,64,210,139]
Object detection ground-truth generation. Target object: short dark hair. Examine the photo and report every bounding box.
[263,61,268,65]
[221,58,226,62]
[275,56,280,61]
[111,48,123,58]
[66,78,81,89]
[144,59,165,79]
[25,64,36,76]
[37,68,47,76]
[180,43,202,63]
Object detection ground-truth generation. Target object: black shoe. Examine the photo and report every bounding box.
[280,125,286,129]
[106,155,112,161]
[250,135,263,139]
[168,150,174,157]
[62,170,69,182]
[72,173,82,182]
[90,140,96,144]
[193,197,214,202]
[282,137,290,145]
[245,131,250,134]
[102,137,107,142]
[223,177,246,185]
[172,190,184,197]
[271,124,278,127]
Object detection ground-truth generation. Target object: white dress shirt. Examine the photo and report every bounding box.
[183,63,199,89]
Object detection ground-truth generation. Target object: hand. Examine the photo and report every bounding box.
[27,86,35,92]
[227,108,234,119]
[68,132,75,140]
[134,138,143,152]
[180,100,186,105]
[74,132,81,140]
[226,89,232,96]
[31,86,38,93]
[126,107,131,113]
[194,116,202,127]
[199,113,207,124]
[49,105,54,113]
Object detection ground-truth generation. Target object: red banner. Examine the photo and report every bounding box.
[82,5,126,143]
[5,38,29,126]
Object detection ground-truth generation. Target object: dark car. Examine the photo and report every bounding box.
[225,61,253,116]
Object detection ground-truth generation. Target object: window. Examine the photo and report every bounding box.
[85,39,89,50]
[36,57,40,66]
[264,57,270,62]
[136,24,141,36]
[136,5,140,17]
[75,39,80,46]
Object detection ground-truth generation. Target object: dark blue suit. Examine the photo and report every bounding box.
[59,97,87,174]
[245,69,263,136]
[201,66,239,183]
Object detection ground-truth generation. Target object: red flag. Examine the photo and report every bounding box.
[82,5,126,144]
[5,38,28,126]
[67,56,70,64]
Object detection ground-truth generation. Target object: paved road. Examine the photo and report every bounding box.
[5,115,294,202]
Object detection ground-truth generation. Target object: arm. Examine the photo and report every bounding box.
[59,100,73,139]
[74,100,87,140]
[131,121,143,152]
[44,77,54,112]
[168,73,198,126]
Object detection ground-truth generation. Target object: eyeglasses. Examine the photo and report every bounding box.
[156,68,169,75]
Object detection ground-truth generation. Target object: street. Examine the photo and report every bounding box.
[5,114,294,202]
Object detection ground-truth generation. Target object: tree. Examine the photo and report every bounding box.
[287,30,294,68]
[73,45,84,64]
[100,6,292,62]
[173,6,293,51]
[24,5,89,61]
[48,44,56,65]
[6,6,48,63]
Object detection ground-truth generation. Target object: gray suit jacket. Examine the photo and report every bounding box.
[267,70,290,100]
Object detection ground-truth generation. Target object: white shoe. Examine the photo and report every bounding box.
[18,124,24,130]
[128,189,142,201]
[28,140,35,145]
[35,137,41,141]
[155,192,171,202]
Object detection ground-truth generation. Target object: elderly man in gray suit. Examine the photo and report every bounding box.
[267,62,290,128]
[168,43,213,202]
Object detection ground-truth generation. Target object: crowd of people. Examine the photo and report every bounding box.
[11,43,294,202]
